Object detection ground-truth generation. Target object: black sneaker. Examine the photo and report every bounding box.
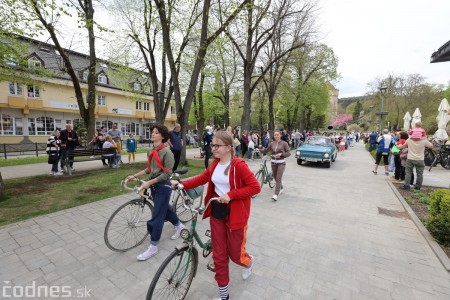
[401,185,410,190]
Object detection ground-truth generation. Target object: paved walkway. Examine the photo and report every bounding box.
[1,143,450,299]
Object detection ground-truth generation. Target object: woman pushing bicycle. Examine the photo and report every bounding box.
[171,131,260,300]
[126,123,185,261]
[259,129,291,201]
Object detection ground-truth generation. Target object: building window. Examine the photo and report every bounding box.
[0,114,14,135]
[28,118,36,135]
[9,82,23,96]
[27,85,40,98]
[83,70,88,81]
[98,74,107,84]
[28,57,42,69]
[123,122,140,135]
[97,95,106,106]
[143,102,150,111]
[15,118,23,135]
[6,55,17,66]
[133,82,141,91]
[144,85,152,94]
[36,116,54,135]
[101,120,113,130]
[55,119,63,131]
[136,101,142,110]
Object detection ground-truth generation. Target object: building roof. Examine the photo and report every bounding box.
[430,40,450,63]
[2,35,160,95]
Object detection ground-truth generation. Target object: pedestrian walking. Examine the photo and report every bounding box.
[59,124,78,172]
[372,129,393,176]
[203,126,214,169]
[172,131,260,300]
[46,130,62,176]
[168,123,183,172]
[126,123,185,261]
[260,129,291,201]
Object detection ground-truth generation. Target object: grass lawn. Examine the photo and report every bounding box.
[0,159,205,227]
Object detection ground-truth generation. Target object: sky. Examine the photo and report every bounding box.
[318,0,450,98]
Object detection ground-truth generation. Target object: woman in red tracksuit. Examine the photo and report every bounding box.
[172,131,260,300]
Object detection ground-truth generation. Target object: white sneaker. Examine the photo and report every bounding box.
[242,255,254,280]
[57,171,64,175]
[171,223,186,240]
[53,172,62,176]
[70,167,75,171]
[272,194,278,201]
[137,245,158,261]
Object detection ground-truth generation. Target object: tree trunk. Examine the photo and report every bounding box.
[0,171,4,197]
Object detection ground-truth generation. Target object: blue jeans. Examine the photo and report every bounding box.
[369,143,376,152]
[51,163,58,172]
[247,148,254,159]
[147,180,180,245]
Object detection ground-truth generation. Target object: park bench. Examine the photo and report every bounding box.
[63,148,116,175]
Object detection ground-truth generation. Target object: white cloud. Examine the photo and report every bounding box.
[318,0,450,98]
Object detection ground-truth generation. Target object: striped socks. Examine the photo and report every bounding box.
[219,285,229,300]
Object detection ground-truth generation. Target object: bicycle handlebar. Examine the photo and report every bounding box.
[174,183,219,215]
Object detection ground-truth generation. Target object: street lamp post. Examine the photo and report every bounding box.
[377,86,388,132]
[368,105,374,131]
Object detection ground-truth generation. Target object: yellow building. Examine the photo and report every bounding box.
[0,37,176,143]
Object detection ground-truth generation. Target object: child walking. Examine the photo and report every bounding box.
[126,133,137,163]
[339,138,346,152]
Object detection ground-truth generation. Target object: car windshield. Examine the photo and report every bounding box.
[306,137,331,146]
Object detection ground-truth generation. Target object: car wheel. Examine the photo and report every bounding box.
[331,153,336,162]
[324,161,331,168]
[297,159,302,165]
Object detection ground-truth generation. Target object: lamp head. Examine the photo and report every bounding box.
[379,85,387,95]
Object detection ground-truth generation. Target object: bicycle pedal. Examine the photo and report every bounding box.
[205,229,211,237]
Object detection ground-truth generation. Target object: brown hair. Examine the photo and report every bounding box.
[212,131,235,175]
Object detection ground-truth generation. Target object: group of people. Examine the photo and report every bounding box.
[46,123,139,175]
[371,122,432,190]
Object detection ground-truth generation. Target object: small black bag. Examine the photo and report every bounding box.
[211,201,230,219]
[48,153,59,164]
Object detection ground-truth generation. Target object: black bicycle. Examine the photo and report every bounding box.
[428,141,450,171]
[146,184,217,300]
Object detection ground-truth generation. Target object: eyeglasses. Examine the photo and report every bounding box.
[211,144,228,150]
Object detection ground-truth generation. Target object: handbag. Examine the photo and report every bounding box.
[186,186,204,200]
[211,201,230,219]
[48,152,59,164]
[391,145,401,155]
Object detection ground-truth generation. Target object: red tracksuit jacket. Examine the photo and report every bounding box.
[182,157,261,230]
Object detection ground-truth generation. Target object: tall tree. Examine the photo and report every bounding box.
[226,0,315,132]
[9,0,104,144]
[153,0,250,163]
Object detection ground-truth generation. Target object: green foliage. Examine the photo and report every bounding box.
[352,101,363,124]
[346,124,362,132]
[425,189,450,246]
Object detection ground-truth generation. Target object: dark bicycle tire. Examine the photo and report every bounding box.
[172,192,201,223]
[267,173,275,188]
[255,170,265,188]
[440,152,450,169]
[424,149,434,167]
[146,246,198,300]
[104,198,153,252]
[429,155,440,172]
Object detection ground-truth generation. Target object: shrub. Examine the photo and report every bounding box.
[425,189,450,246]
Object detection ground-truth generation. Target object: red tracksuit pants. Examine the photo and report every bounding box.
[210,216,252,287]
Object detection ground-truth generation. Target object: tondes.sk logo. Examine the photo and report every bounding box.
[2,281,91,298]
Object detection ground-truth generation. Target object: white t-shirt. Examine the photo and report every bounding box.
[102,141,115,157]
[212,161,231,196]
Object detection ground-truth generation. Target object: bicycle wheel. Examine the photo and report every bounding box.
[267,172,275,188]
[255,170,265,188]
[104,198,153,252]
[424,149,434,167]
[440,152,450,168]
[146,246,198,300]
[172,192,201,223]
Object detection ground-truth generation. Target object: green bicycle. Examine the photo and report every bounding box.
[254,155,275,189]
[146,184,218,300]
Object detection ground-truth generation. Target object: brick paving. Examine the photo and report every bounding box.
[1,143,450,299]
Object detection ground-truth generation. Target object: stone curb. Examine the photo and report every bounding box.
[387,180,450,272]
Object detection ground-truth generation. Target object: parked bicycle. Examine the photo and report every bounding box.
[104,168,190,252]
[429,141,450,171]
[254,155,275,189]
[146,184,217,300]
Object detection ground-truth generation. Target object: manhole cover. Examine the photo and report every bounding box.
[378,207,410,219]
